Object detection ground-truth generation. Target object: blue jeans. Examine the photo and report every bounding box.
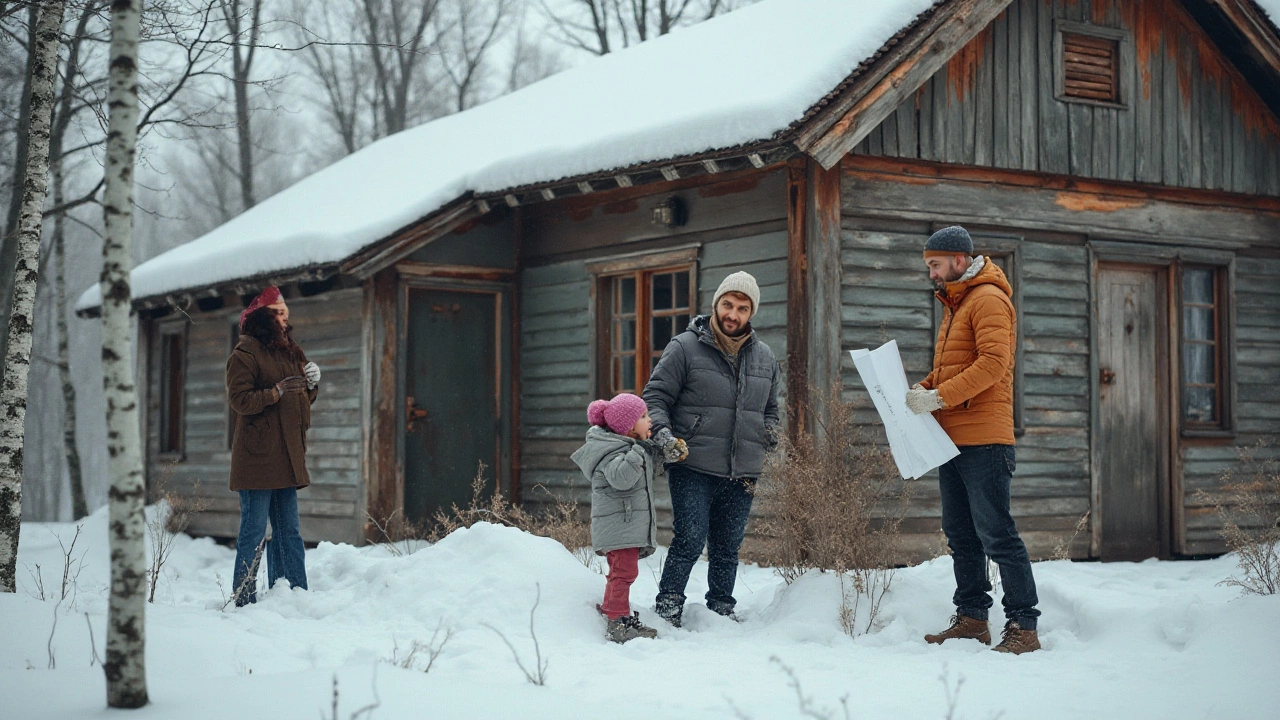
[233,488,307,606]
[939,444,1040,630]
[656,465,755,616]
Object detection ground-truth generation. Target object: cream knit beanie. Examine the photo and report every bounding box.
[713,271,760,319]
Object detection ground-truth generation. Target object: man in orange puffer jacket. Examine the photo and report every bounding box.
[905,225,1041,655]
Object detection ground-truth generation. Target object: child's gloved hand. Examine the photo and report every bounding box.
[653,428,689,463]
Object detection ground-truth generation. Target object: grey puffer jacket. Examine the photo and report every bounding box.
[642,315,782,479]
[570,426,658,558]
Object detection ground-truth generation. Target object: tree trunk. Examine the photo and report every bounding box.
[0,0,65,595]
[53,194,86,520]
[0,4,38,379]
[101,0,148,707]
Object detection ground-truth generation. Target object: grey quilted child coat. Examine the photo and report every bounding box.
[570,425,658,558]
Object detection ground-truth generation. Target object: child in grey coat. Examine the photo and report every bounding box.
[570,393,686,643]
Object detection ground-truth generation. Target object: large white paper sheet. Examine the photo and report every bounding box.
[849,340,959,479]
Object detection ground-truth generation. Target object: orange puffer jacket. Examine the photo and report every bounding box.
[919,257,1016,447]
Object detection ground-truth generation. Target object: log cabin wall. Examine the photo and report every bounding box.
[147,287,366,544]
[516,168,789,538]
[849,0,1280,197]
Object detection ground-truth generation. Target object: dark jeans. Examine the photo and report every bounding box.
[656,464,755,616]
[939,444,1040,630]
[233,488,308,606]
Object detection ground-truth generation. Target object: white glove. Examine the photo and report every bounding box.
[303,361,321,389]
[905,387,944,414]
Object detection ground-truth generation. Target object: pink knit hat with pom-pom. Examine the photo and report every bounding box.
[587,393,648,435]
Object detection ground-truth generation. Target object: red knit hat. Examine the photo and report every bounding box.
[587,393,648,435]
[240,286,282,330]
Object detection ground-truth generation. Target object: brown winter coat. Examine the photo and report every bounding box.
[226,335,318,491]
[919,258,1017,447]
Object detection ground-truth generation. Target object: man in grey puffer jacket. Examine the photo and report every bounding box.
[644,271,782,626]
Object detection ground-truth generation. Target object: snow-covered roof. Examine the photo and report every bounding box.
[77,0,939,311]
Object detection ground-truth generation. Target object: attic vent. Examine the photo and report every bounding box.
[1062,32,1119,102]
[1053,21,1127,108]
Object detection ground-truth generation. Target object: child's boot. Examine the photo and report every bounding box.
[607,612,658,643]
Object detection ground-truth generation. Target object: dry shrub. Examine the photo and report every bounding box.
[755,389,911,635]
[147,462,211,602]
[1208,442,1280,595]
[429,463,593,566]
[1051,510,1090,561]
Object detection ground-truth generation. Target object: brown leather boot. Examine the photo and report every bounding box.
[924,614,991,646]
[992,621,1041,654]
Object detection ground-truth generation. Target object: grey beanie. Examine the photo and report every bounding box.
[924,226,974,257]
[713,271,760,318]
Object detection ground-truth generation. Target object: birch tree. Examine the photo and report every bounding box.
[0,0,66,594]
[101,0,148,706]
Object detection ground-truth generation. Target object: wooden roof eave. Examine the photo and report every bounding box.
[1191,0,1280,118]
[795,0,1016,170]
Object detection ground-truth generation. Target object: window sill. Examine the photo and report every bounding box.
[1180,428,1235,440]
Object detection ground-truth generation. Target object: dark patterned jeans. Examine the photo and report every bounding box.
[656,464,755,617]
[940,444,1040,630]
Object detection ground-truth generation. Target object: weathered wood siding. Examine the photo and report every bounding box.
[840,215,1092,561]
[149,288,366,544]
[852,0,1280,197]
[1182,255,1280,554]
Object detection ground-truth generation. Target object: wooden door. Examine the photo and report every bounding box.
[1096,265,1168,561]
[403,288,500,525]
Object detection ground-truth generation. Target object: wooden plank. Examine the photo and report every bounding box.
[933,67,949,163]
[1202,68,1223,191]
[787,162,810,440]
[363,269,398,541]
[918,84,935,160]
[1161,20,1179,187]
[896,99,918,159]
[994,1,1013,169]
[1018,0,1038,170]
[1039,0,1069,174]
[839,158,1280,246]
[975,23,995,168]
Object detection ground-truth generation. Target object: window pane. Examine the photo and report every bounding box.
[620,355,636,393]
[652,315,674,351]
[618,276,636,314]
[1183,268,1214,306]
[615,318,635,352]
[675,313,689,336]
[676,272,690,308]
[1183,306,1214,342]
[652,272,673,311]
[1184,386,1216,424]
[1183,343,1215,385]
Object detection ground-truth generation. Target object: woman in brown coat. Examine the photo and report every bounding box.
[227,287,320,606]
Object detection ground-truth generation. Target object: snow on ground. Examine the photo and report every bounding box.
[2,507,1277,720]
[76,0,937,312]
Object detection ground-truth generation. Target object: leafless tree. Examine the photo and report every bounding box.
[100,0,148,706]
[217,0,264,210]
[538,0,742,56]
[435,0,515,112]
[0,4,37,376]
[0,0,66,595]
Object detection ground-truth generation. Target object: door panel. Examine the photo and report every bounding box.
[1097,266,1166,561]
[403,288,498,525]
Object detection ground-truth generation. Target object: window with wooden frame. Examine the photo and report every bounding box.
[1054,21,1128,108]
[589,247,698,397]
[1179,265,1233,434]
[157,323,187,456]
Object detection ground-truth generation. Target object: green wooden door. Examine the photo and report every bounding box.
[403,288,498,525]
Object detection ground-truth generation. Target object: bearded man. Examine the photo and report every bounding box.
[643,271,782,627]
[226,286,321,605]
[906,225,1041,654]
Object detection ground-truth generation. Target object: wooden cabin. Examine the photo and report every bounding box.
[101,0,1280,562]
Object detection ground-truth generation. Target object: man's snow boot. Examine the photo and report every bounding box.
[992,621,1040,654]
[607,612,658,644]
[655,599,683,628]
[924,614,991,645]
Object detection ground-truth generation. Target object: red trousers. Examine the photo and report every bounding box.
[600,547,640,620]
